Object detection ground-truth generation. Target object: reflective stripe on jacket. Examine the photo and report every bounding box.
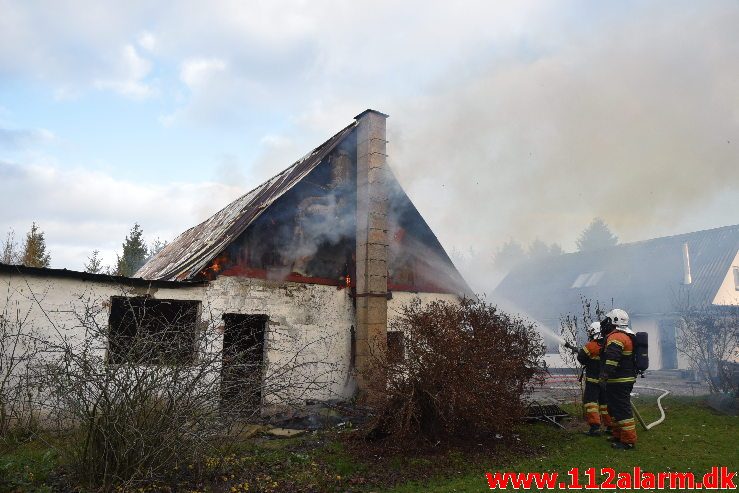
[577,339,603,381]
[600,330,636,382]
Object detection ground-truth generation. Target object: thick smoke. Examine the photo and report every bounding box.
[383,2,739,294]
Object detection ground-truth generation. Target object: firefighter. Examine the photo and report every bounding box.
[599,308,637,450]
[577,322,612,436]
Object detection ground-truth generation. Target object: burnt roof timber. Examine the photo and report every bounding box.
[0,262,205,289]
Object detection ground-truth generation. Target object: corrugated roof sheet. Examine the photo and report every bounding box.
[493,224,739,323]
[136,121,357,281]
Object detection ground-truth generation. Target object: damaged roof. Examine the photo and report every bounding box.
[493,224,739,323]
[136,121,357,281]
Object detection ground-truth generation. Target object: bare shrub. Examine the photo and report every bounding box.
[559,296,609,370]
[0,291,44,444]
[30,291,340,490]
[674,302,738,394]
[366,298,546,442]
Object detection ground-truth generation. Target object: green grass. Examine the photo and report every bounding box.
[1,397,736,492]
[0,439,57,493]
[389,397,738,492]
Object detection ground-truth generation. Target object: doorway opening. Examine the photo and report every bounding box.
[221,314,268,413]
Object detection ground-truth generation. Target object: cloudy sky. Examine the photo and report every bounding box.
[1,0,737,292]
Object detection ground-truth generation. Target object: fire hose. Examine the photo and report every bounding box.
[631,386,670,430]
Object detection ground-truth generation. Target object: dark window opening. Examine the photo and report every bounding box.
[108,296,199,365]
[221,314,268,411]
[387,331,405,364]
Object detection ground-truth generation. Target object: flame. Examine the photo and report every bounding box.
[345,274,351,288]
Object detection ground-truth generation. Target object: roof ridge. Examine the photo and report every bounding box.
[137,120,357,280]
[621,223,739,248]
[172,120,358,239]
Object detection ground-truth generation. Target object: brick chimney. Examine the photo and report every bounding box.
[354,109,389,396]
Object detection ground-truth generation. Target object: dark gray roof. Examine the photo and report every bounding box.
[493,224,739,323]
[136,122,356,281]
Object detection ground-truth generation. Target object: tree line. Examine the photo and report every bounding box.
[493,217,619,272]
[1,223,167,277]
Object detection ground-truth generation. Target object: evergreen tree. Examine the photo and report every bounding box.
[493,239,526,272]
[528,239,550,261]
[148,237,168,260]
[576,218,618,252]
[84,249,104,274]
[1,228,21,265]
[548,242,564,256]
[115,223,148,277]
[21,223,51,268]
[528,239,565,261]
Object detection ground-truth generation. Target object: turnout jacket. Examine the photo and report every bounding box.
[599,330,636,383]
[576,339,603,383]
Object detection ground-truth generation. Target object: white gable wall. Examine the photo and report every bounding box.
[711,249,739,306]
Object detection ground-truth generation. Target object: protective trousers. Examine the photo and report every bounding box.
[582,381,601,426]
[606,381,636,444]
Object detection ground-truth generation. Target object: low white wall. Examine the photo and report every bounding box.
[204,277,356,403]
[0,270,205,348]
[387,291,461,330]
[1,269,467,407]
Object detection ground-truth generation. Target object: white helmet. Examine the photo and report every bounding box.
[604,308,630,327]
[587,322,601,339]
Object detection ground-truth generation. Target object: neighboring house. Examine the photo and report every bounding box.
[0,109,471,404]
[493,225,739,370]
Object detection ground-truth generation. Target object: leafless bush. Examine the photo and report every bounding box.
[366,298,546,442]
[0,290,44,443]
[559,296,609,370]
[7,289,342,490]
[673,295,738,394]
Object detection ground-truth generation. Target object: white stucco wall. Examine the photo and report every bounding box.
[0,271,205,347]
[387,291,461,330]
[203,277,356,403]
[712,249,739,306]
[1,269,464,407]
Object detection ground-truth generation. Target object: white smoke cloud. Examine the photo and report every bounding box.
[0,0,737,293]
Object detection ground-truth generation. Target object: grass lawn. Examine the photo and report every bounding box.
[390,397,738,492]
[1,397,736,492]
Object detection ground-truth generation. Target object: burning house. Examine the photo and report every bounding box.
[0,110,472,403]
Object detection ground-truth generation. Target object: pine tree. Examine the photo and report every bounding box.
[1,228,21,265]
[148,237,168,260]
[576,218,618,252]
[84,250,104,274]
[548,243,564,256]
[527,239,564,261]
[528,239,550,261]
[493,239,526,272]
[21,223,51,268]
[115,223,148,277]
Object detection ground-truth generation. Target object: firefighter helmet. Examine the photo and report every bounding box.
[587,322,601,339]
[604,308,630,327]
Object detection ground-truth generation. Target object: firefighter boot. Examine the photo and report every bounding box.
[612,441,635,450]
[582,424,601,436]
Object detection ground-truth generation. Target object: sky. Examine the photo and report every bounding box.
[1,0,738,294]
